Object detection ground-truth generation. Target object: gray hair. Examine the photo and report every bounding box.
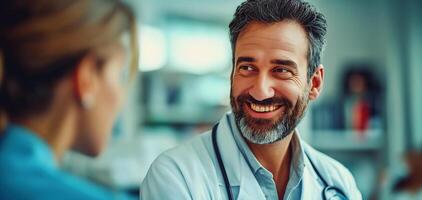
[229,0,327,80]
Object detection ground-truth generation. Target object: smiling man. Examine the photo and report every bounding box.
[140,0,362,199]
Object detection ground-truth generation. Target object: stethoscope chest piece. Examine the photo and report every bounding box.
[323,185,348,200]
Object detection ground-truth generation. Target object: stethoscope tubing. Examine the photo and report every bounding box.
[211,123,348,200]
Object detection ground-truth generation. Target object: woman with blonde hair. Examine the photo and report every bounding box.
[0,0,138,199]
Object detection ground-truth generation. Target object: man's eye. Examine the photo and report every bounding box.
[239,65,254,71]
[273,67,289,73]
[273,67,294,79]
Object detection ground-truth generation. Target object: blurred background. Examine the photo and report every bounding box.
[60,0,422,199]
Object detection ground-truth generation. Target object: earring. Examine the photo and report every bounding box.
[81,95,94,110]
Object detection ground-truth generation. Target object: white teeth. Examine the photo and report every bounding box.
[250,103,279,113]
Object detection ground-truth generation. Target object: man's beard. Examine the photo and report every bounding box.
[230,88,309,144]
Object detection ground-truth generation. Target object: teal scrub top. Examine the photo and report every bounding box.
[0,124,135,200]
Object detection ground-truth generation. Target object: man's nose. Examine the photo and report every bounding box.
[249,75,275,101]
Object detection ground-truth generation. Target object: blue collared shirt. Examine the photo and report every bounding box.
[229,115,304,200]
[0,124,134,200]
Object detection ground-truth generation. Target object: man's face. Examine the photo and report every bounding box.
[231,20,315,144]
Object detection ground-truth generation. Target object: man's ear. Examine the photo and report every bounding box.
[72,55,98,109]
[308,64,324,101]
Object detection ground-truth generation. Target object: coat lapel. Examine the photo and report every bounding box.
[216,113,266,199]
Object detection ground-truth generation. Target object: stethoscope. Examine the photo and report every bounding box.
[211,123,349,200]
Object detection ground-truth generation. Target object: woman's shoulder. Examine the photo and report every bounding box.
[0,126,128,200]
[0,156,124,200]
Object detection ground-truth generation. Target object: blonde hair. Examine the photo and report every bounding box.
[0,0,138,128]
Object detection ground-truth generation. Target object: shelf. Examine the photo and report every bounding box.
[309,129,383,152]
[143,106,228,126]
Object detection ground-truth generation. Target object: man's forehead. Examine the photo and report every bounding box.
[236,21,309,57]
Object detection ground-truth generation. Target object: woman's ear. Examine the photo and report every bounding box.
[72,55,98,109]
[308,64,324,101]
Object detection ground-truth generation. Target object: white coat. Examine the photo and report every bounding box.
[140,112,362,200]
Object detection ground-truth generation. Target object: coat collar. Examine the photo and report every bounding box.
[215,112,266,199]
[215,112,325,199]
[214,112,243,186]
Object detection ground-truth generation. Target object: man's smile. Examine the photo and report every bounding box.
[249,102,281,113]
[243,102,285,119]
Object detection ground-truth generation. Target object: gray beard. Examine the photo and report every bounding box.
[233,91,309,145]
[238,117,291,144]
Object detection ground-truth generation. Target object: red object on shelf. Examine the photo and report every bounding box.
[353,100,370,134]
